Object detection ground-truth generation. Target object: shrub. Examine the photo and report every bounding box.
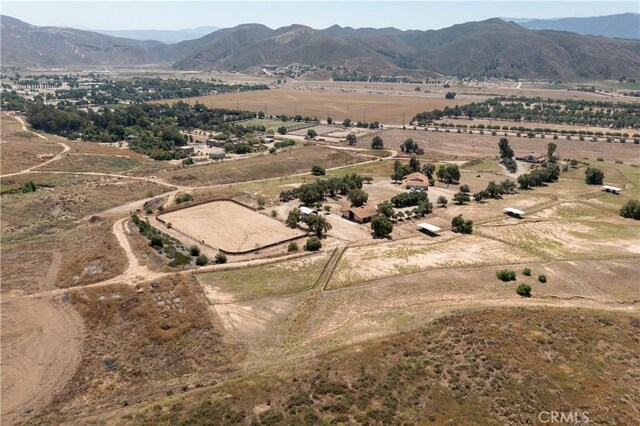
[538,274,547,283]
[496,269,517,282]
[189,245,201,256]
[522,267,532,276]
[516,284,532,297]
[288,242,299,252]
[214,252,227,264]
[149,235,163,248]
[311,165,326,176]
[304,237,322,251]
[182,157,194,166]
[195,255,209,266]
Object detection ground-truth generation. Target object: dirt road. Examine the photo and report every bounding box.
[0,296,83,425]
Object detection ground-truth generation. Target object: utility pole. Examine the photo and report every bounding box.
[402,112,405,128]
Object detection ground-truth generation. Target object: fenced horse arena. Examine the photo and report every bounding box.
[158,200,305,254]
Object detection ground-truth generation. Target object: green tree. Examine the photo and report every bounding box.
[437,195,448,207]
[196,255,209,266]
[306,129,317,139]
[327,117,333,124]
[538,274,547,283]
[288,242,299,252]
[214,252,227,264]
[343,118,352,127]
[277,126,287,135]
[421,163,435,178]
[377,201,395,218]
[371,214,393,238]
[451,214,473,234]
[304,214,331,237]
[585,167,604,185]
[189,245,201,256]
[286,209,301,227]
[620,199,640,220]
[409,156,421,172]
[371,135,384,149]
[523,267,532,276]
[547,142,558,163]
[346,133,357,145]
[498,137,514,159]
[453,191,470,205]
[348,188,369,207]
[459,184,471,194]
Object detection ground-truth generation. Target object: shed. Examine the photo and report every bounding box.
[417,222,441,235]
[299,206,316,216]
[602,185,622,194]
[504,207,525,218]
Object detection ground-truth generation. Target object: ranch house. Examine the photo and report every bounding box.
[404,172,429,190]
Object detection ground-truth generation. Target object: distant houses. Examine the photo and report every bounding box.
[516,153,546,163]
[403,172,429,190]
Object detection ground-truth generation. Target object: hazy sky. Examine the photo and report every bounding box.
[2,1,638,31]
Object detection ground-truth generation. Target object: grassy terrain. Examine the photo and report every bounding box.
[32,277,244,424]
[115,308,640,425]
[462,157,503,173]
[154,145,368,187]
[39,154,143,173]
[196,253,328,302]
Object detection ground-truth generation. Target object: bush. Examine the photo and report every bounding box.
[516,284,532,297]
[620,200,640,219]
[288,242,299,252]
[149,235,163,248]
[182,157,194,166]
[189,245,201,256]
[304,237,322,251]
[538,274,547,283]
[214,252,227,264]
[496,269,517,282]
[522,267,532,276]
[311,165,326,176]
[195,255,209,266]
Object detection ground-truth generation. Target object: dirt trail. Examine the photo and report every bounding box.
[0,296,83,425]
[0,116,71,178]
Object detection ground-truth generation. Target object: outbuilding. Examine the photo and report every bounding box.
[602,185,622,194]
[417,222,441,236]
[342,205,377,223]
[504,207,525,218]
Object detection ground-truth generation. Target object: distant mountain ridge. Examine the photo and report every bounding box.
[2,15,639,81]
[91,26,219,43]
[509,13,640,40]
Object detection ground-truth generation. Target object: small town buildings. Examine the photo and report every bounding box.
[417,222,441,236]
[516,153,546,163]
[404,172,429,190]
[602,185,622,194]
[209,152,226,160]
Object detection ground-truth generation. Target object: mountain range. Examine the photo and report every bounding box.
[91,26,219,44]
[510,13,640,40]
[2,14,639,80]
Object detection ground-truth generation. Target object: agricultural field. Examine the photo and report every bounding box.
[166,88,480,124]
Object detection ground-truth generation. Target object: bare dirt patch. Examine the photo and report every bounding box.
[159,200,305,253]
[1,296,83,424]
[162,88,479,124]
